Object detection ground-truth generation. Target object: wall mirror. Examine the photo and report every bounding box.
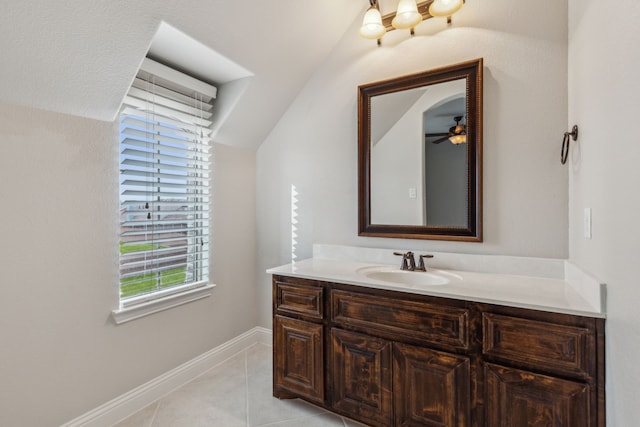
[358,58,483,241]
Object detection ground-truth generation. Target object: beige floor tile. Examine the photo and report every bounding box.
[343,417,371,427]
[256,412,347,427]
[151,379,247,427]
[109,343,373,427]
[247,345,325,426]
[112,402,158,427]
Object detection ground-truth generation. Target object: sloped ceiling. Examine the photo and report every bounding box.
[0,0,364,149]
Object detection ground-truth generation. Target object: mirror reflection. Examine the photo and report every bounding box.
[371,79,467,226]
[358,58,483,241]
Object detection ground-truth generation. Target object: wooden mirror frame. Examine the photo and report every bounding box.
[358,58,483,241]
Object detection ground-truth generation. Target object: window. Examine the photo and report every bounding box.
[115,58,216,321]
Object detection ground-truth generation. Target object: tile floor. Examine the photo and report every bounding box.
[113,343,368,427]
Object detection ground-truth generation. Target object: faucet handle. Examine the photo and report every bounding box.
[416,254,434,271]
[393,251,409,270]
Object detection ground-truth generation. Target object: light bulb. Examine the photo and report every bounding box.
[392,0,422,30]
[359,6,386,40]
[449,134,467,144]
[429,0,464,17]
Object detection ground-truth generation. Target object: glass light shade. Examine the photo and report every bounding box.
[359,6,386,39]
[429,0,464,17]
[449,134,467,144]
[392,0,423,30]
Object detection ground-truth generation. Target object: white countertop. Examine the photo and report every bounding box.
[267,258,605,318]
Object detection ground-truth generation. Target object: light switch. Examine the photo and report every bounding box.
[584,208,592,239]
[408,187,417,199]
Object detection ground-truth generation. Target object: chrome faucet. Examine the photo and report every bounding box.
[416,254,434,271]
[394,251,434,271]
[394,251,416,270]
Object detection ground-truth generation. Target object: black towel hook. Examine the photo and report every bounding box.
[561,125,578,165]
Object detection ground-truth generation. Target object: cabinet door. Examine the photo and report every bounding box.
[331,328,393,427]
[394,343,471,427]
[485,363,591,427]
[274,315,324,403]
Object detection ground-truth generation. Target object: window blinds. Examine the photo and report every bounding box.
[119,58,215,301]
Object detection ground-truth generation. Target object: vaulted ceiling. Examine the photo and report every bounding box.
[0,0,364,149]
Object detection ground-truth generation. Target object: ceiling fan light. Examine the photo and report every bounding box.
[392,0,423,30]
[359,6,387,39]
[449,134,467,144]
[429,0,464,17]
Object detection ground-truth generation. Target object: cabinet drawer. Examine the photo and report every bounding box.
[483,313,592,378]
[332,290,470,350]
[274,279,324,320]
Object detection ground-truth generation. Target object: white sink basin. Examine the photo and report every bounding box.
[357,266,453,287]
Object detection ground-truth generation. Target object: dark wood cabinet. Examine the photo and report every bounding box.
[332,289,471,351]
[332,328,393,427]
[273,276,326,403]
[273,315,324,403]
[394,342,471,427]
[481,312,601,427]
[482,313,593,379]
[485,363,590,427]
[272,275,605,427]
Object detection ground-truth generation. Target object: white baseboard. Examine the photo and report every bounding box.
[61,327,272,427]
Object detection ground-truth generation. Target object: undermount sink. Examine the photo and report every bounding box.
[357,266,453,287]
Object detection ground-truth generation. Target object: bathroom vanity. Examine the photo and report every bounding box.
[269,256,605,427]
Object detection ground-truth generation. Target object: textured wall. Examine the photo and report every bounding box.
[0,0,363,150]
[568,0,640,425]
[0,104,258,426]
[256,0,569,327]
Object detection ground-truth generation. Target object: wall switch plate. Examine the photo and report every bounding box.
[408,187,417,199]
[584,208,592,239]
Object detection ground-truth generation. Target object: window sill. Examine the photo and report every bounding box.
[111,283,216,325]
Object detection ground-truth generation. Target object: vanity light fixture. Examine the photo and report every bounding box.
[428,0,464,20]
[359,1,387,42]
[392,0,423,33]
[359,0,465,45]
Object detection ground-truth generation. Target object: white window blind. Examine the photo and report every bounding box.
[119,58,215,303]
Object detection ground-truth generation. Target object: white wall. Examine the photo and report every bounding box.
[371,90,426,225]
[568,0,640,425]
[0,103,258,426]
[256,0,569,327]
[371,81,466,226]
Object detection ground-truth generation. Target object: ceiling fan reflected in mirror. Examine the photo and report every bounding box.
[425,115,467,144]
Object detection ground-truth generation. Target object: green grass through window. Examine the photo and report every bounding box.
[120,241,157,254]
[119,242,187,299]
